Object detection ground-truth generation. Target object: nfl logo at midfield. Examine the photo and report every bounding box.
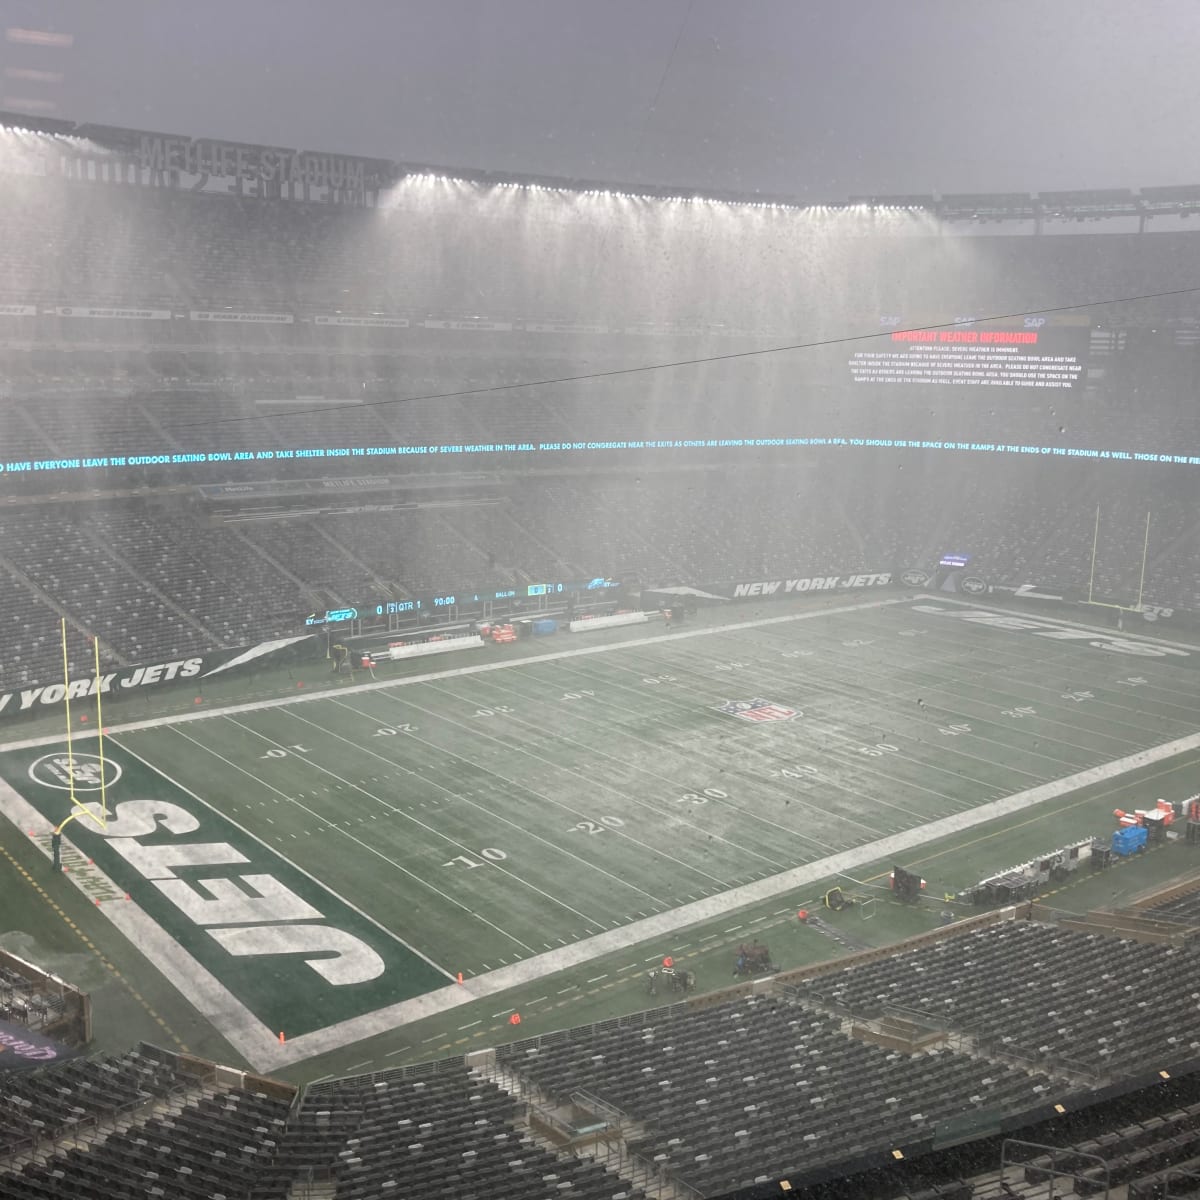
[714,698,797,723]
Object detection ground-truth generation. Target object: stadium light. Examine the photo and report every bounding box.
[848,194,937,211]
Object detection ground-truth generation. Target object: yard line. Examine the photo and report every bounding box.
[637,661,1057,816]
[724,925,743,933]
[787,630,1171,753]
[336,694,743,886]
[285,702,672,906]
[722,638,1122,770]
[154,725,537,956]
[650,607,1184,764]
[110,732,464,977]
[223,715,605,929]
[384,1048,406,1058]
[269,728,1200,1069]
[548,649,993,818]
[458,1020,481,1030]
[35,597,1199,1071]
[502,658,938,834]
[397,684,789,874]
[586,974,608,984]
[807,602,1200,747]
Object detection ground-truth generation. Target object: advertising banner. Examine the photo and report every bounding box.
[0,1019,80,1071]
[704,572,894,600]
[0,637,316,725]
[315,315,409,328]
[421,319,513,331]
[50,306,172,320]
[189,311,294,324]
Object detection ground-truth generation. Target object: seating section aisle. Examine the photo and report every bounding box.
[970,1097,1200,1199]
[98,506,293,649]
[0,565,77,689]
[3,916,1200,1199]
[499,994,1059,1197]
[3,1090,294,1200]
[274,1061,646,1200]
[0,1048,187,1155]
[317,510,493,595]
[0,507,210,666]
[790,921,1200,1078]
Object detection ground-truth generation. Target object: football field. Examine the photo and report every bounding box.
[3,594,1199,1074]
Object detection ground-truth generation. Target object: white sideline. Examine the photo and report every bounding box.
[7,724,1197,1072]
[0,595,908,753]
[248,726,1200,1068]
[5,591,1197,1071]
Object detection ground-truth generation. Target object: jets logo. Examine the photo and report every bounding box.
[28,753,122,792]
[901,569,931,587]
[960,576,988,595]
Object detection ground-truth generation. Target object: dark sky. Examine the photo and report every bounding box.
[3,0,1198,200]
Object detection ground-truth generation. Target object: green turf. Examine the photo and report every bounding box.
[2,594,1198,1080]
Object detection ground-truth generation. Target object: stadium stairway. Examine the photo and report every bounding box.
[303,519,390,601]
[0,556,126,666]
[494,506,582,580]
[286,1179,336,1200]
[99,537,226,646]
[223,523,321,601]
[282,1056,657,1200]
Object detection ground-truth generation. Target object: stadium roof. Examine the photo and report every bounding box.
[4,108,1200,221]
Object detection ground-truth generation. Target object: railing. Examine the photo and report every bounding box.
[0,1071,195,1170]
[1000,1138,1110,1199]
[1139,1166,1200,1200]
[497,1001,690,1063]
[586,1131,706,1200]
[1033,903,1198,946]
[571,1089,631,1130]
[784,980,1112,1089]
[303,1050,468,1097]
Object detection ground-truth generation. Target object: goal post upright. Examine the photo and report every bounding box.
[93,634,109,825]
[1135,509,1152,611]
[1087,503,1100,605]
[1080,507,1152,616]
[53,622,109,837]
[59,618,77,813]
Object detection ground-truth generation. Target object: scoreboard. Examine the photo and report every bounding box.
[304,577,621,626]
